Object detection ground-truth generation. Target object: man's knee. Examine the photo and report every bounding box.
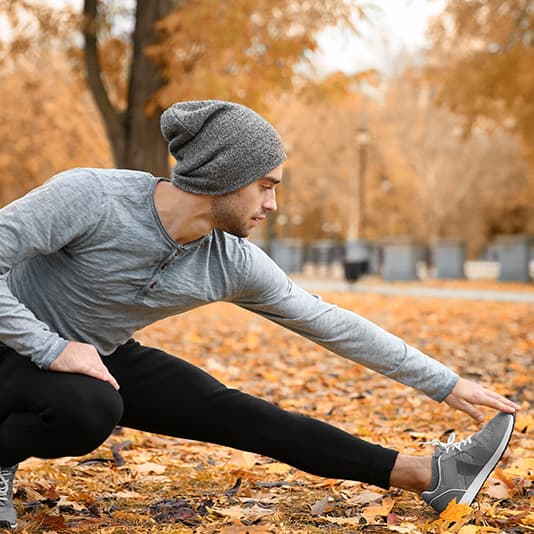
[46,378,124,454]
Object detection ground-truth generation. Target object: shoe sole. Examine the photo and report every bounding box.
[459,413,515,506]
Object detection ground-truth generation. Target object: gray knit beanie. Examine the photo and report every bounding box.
[160,100,287,195]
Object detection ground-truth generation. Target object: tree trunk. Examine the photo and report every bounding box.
[124,0,175,177]
[83,0,176,177]
[83,0,126,165]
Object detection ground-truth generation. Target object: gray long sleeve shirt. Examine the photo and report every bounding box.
[0,168,458,401]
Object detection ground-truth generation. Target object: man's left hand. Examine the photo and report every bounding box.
[444,377,520,422]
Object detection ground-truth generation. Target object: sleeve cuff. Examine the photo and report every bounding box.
[434,373,459,402]
[32,338,69,370]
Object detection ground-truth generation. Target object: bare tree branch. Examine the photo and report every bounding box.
[83,0,125,162]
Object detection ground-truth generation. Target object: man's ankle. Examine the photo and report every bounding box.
[389,454,433,494]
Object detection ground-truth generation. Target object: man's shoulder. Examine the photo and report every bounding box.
[209,231,275,277]
[211,230,266,256]
[48,168,156,192]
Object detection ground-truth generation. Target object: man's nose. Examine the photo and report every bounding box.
[263,190,277,212]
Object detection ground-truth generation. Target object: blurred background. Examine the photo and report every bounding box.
[1,0,533,280]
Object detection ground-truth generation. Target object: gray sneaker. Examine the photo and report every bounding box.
[0,464,18,529]
[422,412,515,513]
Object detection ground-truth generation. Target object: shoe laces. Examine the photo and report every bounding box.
[423,433,473,453]
[0,467,14,504]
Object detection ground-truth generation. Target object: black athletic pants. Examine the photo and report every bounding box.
[0,340,398,489]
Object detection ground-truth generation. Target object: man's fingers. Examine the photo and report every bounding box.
[106,373,120,390]
[445,377,520,422]
[476,388,519,413]
[482,392,518,413]
[76,362,120,390]
[457,399,484,422]
[485,390,520,411]
[449,390,519,422]
[445,395,479,422]
[51,342,120,390]
[93,367,120,390]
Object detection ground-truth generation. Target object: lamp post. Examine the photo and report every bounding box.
[356,127,370,239]
[344,127,370,286]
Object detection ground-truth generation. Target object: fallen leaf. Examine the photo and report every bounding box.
[458,526,480,534]
[485,479,512,499]
[387,511,401,525]
[387,526,419,533]
[343,489,384,505]
[507,457,534,474]
[318,515,362,525]
[39,513,68,529]
[131,462,166,474]
[515,413,534,433]
[150,499,195,523]
[212,503,274,520]
[56,495,87,512]
[310,496,334,515]
[440,499,473,522]
[218,526,276,533]
[361,496,395,521]
[228,450,258,470]
[494,467,516,488]
[458,526,503,533]
[262,462,292,475]
[114,490,143,499]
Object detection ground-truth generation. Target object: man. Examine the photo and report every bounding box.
[0,100,519,529]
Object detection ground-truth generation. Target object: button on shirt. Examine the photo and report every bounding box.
[0,168,458,401]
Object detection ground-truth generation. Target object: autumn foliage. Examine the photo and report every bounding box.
[428,0,534,165]
[1,1,533,254]
[11,290,534,533]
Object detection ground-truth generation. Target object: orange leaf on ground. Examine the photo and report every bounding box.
[494,467,516,488]
[213,503,274,520]
[502,457,534,477]
[319,515,362,526]
[219,527,277,534]
[361,496,395,522]
[515,413,534,433]
[228,450,258,470]
[440,499,473,522]
[131,462,166,474]
[343,488,384,505]
[262,462,292,475]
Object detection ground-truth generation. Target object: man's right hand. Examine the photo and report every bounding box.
[49,341,120,390]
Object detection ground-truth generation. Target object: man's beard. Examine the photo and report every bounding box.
[211,197,252,238]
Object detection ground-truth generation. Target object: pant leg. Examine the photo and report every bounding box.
[0,343,123,467]
[106,340,398,489]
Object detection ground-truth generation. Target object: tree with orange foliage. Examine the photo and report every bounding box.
[429,0,534,165]
[1,0,366,178]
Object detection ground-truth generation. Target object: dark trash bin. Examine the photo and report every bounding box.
[343,260,369,284]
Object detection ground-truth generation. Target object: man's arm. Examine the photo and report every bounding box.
[0,170,103,367]
[230,243,519,419]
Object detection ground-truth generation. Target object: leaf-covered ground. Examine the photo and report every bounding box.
[11,288,533,533]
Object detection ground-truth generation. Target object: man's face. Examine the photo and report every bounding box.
[211,164,283,238]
